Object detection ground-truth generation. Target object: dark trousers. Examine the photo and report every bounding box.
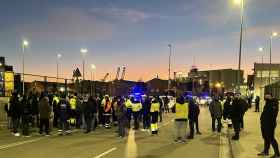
[159,111,163,122]
[133,112,140,130]
[255,103,260,112]
[85,114,96,132]
[194,117,200,133]
[118,119,126,137]
[143,114,150,129]
[189,119,194,137]
[12,117,20,133]
[39,118,50,134]
[241,114,244,129]
[261,125,280,155]
[232,118,241,137]
[22,115,30,136]
[212,117,222,132]
[53,113,59,128]
[127,108,132,128]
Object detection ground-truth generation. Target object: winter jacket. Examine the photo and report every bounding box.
[261,98,279,128]
[209,100,222,119]
[38,97,51,119]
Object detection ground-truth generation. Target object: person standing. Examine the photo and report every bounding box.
[38,93,51,136]
[255,96,260,112]
[141,95,151,131]
[223,96,233,128]
[103,95,112,129]
[231,93,244,140]
[21,95,32,137]
[9,92,21,136]
[174,96,188,142]
[116,97,128,137]
[258,93,280,158]
[150,96,160,135]
[188,98,201,139]
[209,95,223,133]
[125,97,133,128]
[132,98,142,130]
[58,95,70,135]
[84,96,97,133]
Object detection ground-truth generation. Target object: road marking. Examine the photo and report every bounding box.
[0,129,79,150]
[126,129,137,158]
[0,138,43,150]
[94,147,117,158]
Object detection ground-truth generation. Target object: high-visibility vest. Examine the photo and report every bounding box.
[132,102,142,112]
[175,103,189,119]
[52,96,60,105]
[69,97,77,110]
[125,99,132,109]
[150,103,160,113]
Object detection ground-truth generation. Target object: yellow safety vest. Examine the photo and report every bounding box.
[70,98,77,110]
[52,96,60,105]
[175,103,189,119]
[150,103,160,113]
[125,100,132,109]
[132,103,142,112]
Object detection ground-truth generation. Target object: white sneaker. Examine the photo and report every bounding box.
[14,133,20,137]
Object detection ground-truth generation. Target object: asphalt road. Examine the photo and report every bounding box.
[0,107,221,158]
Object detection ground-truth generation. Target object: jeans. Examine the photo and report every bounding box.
[22,115,30,136]
[133,112,140,130]
[118,119,126,137]
[143,114,150,129]
[262,125,280,155]
[12,117,20,133]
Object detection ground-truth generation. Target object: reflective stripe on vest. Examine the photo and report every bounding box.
[70,98,77,110]
[175,103,189,119]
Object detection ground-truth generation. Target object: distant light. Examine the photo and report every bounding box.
[215,83,222,88]
[0,63,2,67]
[258,47,264,52]
[272,32,278,37]
[80,48,88,55]
[234,0,242,5]
[23,40,29,47]
[57,53,62,59]
[59,87,65,92]
[91,64,96,70]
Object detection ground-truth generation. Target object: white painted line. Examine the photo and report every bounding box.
[0,138,43,150]
[94,147,117,158]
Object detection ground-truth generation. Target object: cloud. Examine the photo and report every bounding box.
[90,7,164,23]
[17,7,114,41]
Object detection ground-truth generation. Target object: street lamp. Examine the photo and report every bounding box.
[80,48,88,81]
[56,53,62,83]
[22,40,29,95]
[168,44,172,95]
[234,0,244,91]
[269,32,278,84]
[90,64,96,96]
[258,46,264,112]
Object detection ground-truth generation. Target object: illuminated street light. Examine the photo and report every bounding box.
[258,47,264,52]
[269,32,278,84]
[22,39,29,95]
[168,44,172,95]
[57,53,62,83]
[80,48,88,81]
[233,0,244,91]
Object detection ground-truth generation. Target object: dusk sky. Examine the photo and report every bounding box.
[1,0,280,81]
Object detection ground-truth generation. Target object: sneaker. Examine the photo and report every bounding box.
[45,134,51,137]
[197,132,202,135]
[14,133,20,137]
[58,129,62,132]
[23,135,31,138]
[257,152,269,156]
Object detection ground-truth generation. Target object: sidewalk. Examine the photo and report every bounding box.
[225,108,280,158]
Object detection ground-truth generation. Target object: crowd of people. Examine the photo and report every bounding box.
[3,90,280,157]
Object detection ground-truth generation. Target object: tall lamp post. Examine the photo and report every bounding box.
[22,40,29,95]
[269,32,278,84]
[56,53,62,86]
[258,47,264,112]
[80,48,88,94]
[90,64,96,96]
[168,44,172,95]
[234,0,245,91]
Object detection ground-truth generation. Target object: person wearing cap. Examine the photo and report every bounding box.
[258,93,280,158]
